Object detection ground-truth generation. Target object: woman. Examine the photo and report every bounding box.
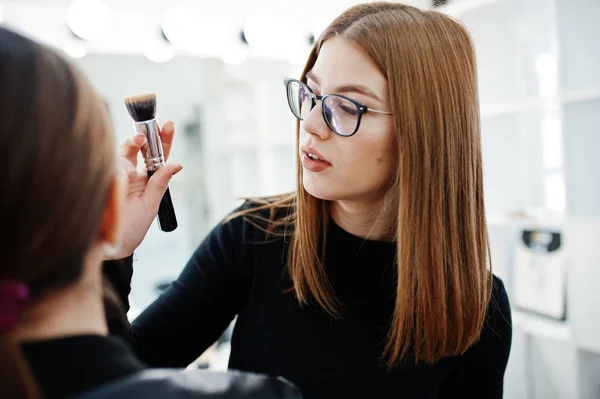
[0,27,301,399]
[106,2,512,398]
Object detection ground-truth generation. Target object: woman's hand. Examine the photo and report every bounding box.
[105,121,183,260]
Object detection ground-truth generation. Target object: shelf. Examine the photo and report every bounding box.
[480,98,559,118]
[513,309,572,342]
[562,87,600,104]
[486,211,565,228]
[477,88,600,112]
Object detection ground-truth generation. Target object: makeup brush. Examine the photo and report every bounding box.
[124,93,178,232]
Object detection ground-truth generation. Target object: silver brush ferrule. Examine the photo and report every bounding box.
[134,119,164,172]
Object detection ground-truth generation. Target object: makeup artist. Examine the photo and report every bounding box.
[0,26,301,399]
[104,3,513,399]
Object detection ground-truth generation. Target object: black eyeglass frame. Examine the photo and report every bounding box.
[283,78,393,137]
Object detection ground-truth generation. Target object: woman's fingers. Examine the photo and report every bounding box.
[143,163,183,212]
[119,121,174,166]
[120,133,146,167]
[160,121,175,162]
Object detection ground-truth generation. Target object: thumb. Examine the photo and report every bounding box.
[144,164,183,212]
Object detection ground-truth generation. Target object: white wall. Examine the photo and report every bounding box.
[74,53,299,310]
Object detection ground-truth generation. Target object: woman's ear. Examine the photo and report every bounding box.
[97,170,126,249]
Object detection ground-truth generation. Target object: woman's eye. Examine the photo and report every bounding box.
[339,104,358,116]
[307,85,320,96]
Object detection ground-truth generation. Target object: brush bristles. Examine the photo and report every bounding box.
[124,93,157,122]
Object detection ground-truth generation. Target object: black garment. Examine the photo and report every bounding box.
[104,202,513,399]
[21,335,301,399]
[75,369,302,399]
[22,335,144,399]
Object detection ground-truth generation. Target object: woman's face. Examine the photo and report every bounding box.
[299,37,395,204]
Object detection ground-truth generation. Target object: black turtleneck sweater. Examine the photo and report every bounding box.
[104,202,512,399]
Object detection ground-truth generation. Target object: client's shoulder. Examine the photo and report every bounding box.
[74,368,303,399]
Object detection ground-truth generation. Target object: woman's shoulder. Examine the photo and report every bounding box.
[222,195,296,239]
[451,274,512,366]
[197,195,295,262]
[489,275,511,322]
[187,196,296,277]
[481,274,513,344]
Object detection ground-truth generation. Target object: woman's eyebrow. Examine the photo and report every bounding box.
[306,71,383,103]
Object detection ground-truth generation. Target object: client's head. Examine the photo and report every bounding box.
[0,27,123,398]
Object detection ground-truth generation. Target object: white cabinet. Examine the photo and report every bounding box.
[440,0,567,221]
[557,0,600,94]
[436,0,600,397]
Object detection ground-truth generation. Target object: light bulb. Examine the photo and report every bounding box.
[162,6,199,50]
[63,43,88,58]
[67,0,112,41]
[145,47,174,63]
[221,46,249,65]
[244,9,306,54]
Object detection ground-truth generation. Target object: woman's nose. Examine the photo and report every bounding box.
[301,102,332,140]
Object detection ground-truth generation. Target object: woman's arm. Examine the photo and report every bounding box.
[438,276,513,399]
[102,123,254,368]
[103,256,134,338]
[103,212,252,368]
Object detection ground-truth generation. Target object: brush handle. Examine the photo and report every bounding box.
[147,169,178,232]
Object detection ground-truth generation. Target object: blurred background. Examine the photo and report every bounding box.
[1,0,599,397]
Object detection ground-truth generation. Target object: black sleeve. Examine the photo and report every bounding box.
[102,210,252,368]
[102,273,131,338]
[103,256,134,314]
[438,276,513,399]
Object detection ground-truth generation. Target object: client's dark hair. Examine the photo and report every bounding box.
[0,27,115,398]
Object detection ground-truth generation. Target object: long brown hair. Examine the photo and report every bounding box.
[0,27,115,398]
[233,2,492,366]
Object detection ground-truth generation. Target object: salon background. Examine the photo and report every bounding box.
[1,0,598,397]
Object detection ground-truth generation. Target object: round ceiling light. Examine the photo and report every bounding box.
[63,43,88,59]
[67,0,112,41]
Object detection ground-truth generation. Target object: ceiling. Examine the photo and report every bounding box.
[0,0,431,61]
[2,0,408,15]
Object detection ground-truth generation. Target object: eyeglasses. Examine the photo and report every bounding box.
[284,78,392,137]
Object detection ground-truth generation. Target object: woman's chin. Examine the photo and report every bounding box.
[302,178,341,201]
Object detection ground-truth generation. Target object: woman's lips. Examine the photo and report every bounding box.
[301,150,332,172]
